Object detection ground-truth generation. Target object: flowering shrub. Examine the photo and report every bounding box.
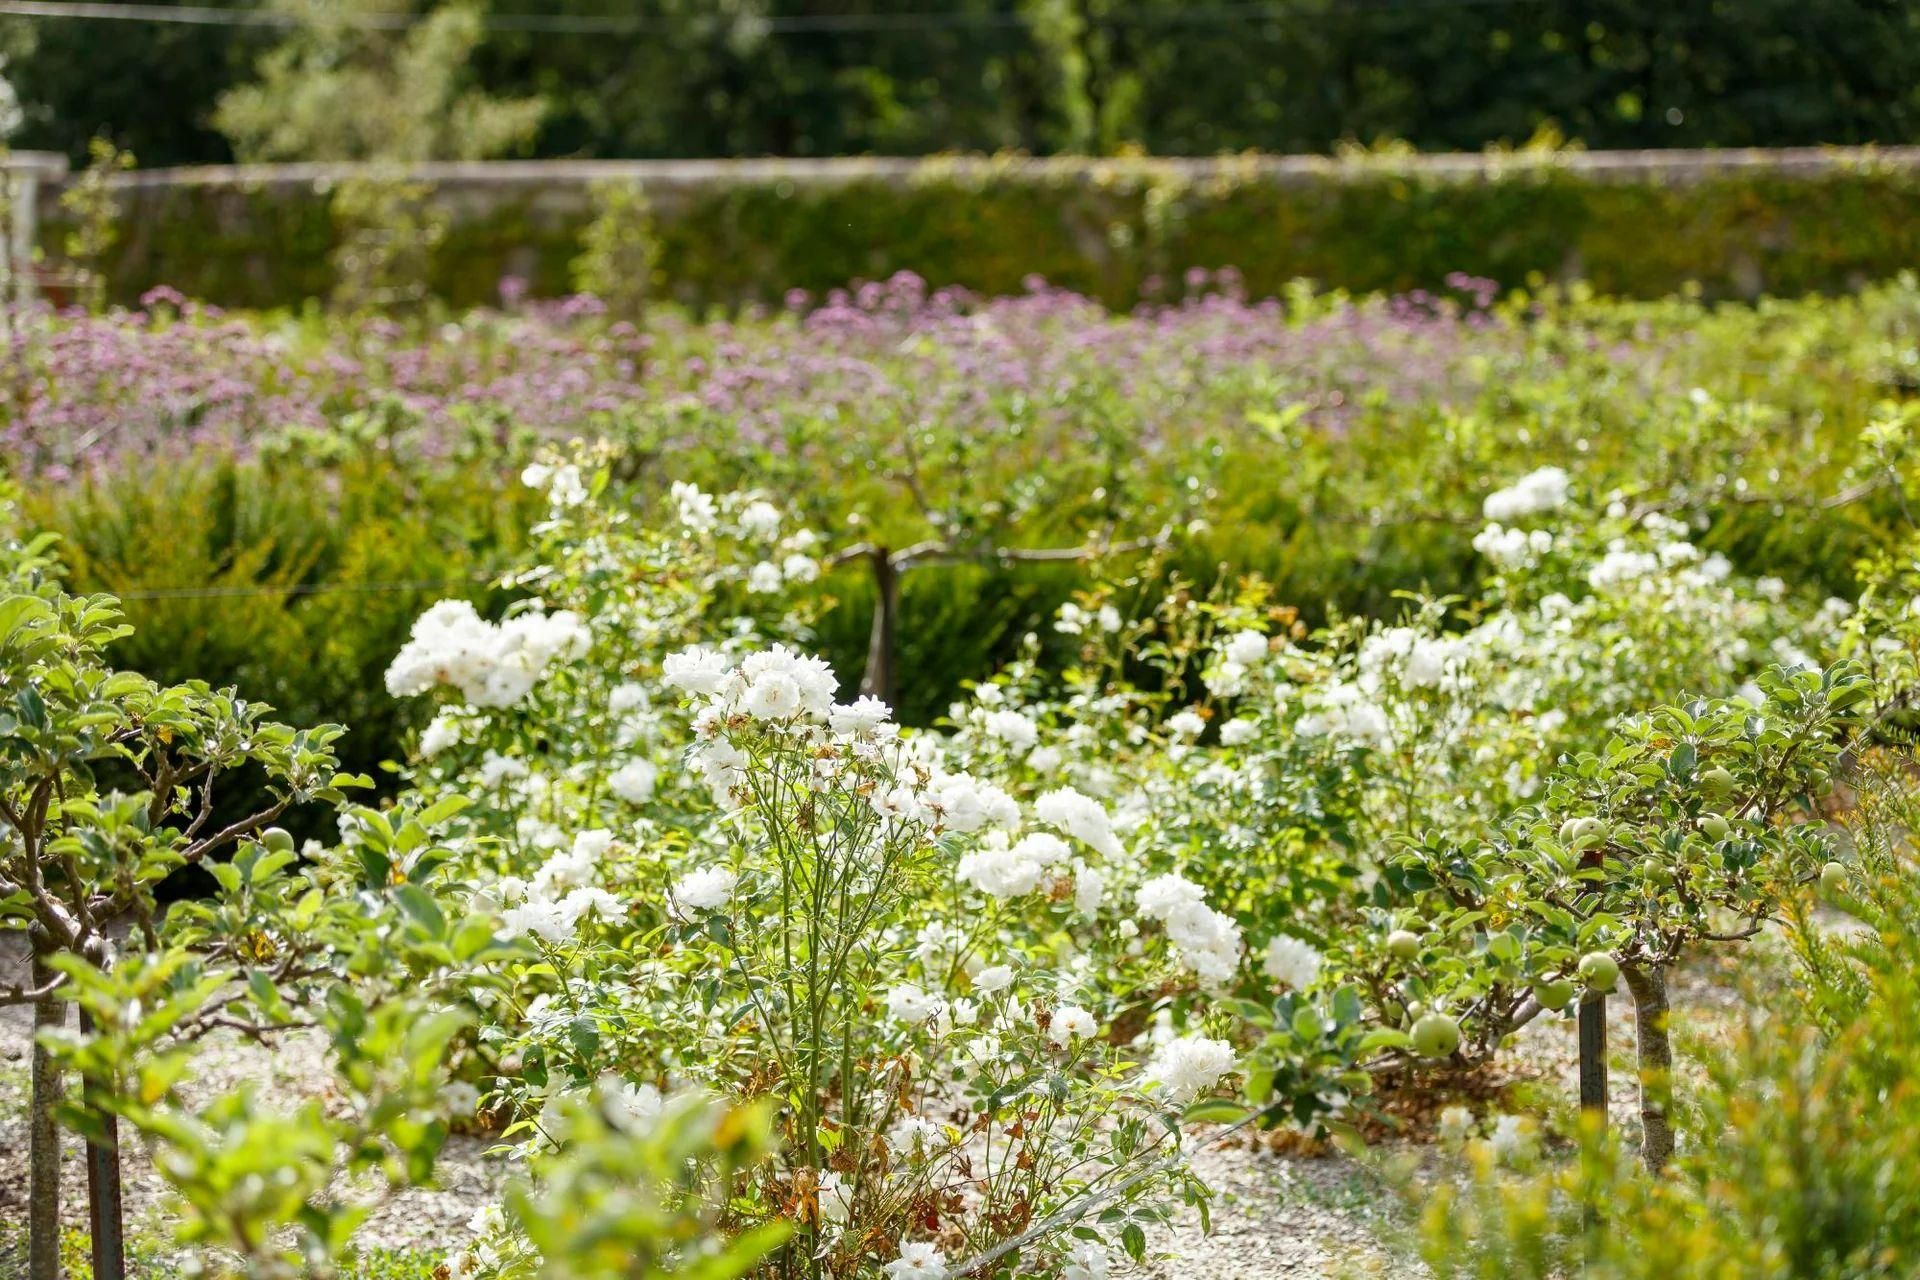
[0,559,490,1275]
[20,273,1914,776]
[883,470,1870,1146]
[13,294,1920,1273]
[376,464,1240,1277]
[317,444,1896,1273]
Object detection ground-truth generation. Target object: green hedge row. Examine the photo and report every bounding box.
[58,152,1920,310]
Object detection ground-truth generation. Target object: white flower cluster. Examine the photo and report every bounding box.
[1055,601,1123,635]
[670,865,737,914]
[1481,465,1570,522]
[886,983,947,1025]
[956,834,1059,898]
[493,830,625,943]
[1473,521,1554,569]
[883,1242,947,1280]
[521,460,589,510]
[1048,1003,1099,1046]
[1586,545,1663,592]
[903,771,1023,834]
[1033,787,1122,857]
[1261,934,1323,989]
[664,643,839,722]
[1062,1240,1112,1280]
[664,646,1039,859]
[607,758,659,803]
[1202,628,1273,698]
[386,599,591,708]
[661,481,822,591]
[1136,873,1244,983]
[1142,1034,1237,1103]
[1166,708,1209,740]
[983,707,1041,752]
[948,789,1117,907]
[1297,679,1391,747]
[1585,522,1732,595]
[1488,1113,1540,1168]
[1358,625,1473,691]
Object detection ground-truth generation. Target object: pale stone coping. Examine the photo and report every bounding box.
[71,146,1920,195]
[4,151,72,179]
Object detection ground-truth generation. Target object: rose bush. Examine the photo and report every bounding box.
[11,375,1918,1276]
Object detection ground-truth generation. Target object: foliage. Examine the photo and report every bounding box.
[20,457,531,830]
[56,138,134,315]
[478,1091,788,1279]
[53,153,1920,310]
[328,178,452,313]
[0,586,357,982]
[9,273,1920,816]
[211,0,544,165]
[345,444,1886,1274]
[1412,751,1920,1279]
[9,412,1918,1274]
[572,181,660,324]
[9,270,1920,1275]
[15,2,1920,165]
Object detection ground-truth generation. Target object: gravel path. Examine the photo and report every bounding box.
[1144,1135,1411,1279]
[0,931,1758,1278]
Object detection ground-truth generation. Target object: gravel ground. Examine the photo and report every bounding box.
[0,930,1759,1278]
[1143,1133,1411,1279]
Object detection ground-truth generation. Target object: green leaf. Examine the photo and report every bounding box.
[0,595,52,650]
[1355,1027,1413,1055]
[1182,1098,1252,1126]
[414,794,472,827]
[394,883,446,936]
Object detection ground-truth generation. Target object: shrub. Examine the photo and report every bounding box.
[21,456,534,829]
[58,153,1920,311]
[1412,751,1920,1279]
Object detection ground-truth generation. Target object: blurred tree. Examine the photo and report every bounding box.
[214,0,544,162]
[4,0,1920,165]
[2,3,260,165]
[470,0,1053,157]
[1111,0,1920,153]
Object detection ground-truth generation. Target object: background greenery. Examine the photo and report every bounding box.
[51,154,1920,310]
[9,0,1920,166]
[17,280,1915,807]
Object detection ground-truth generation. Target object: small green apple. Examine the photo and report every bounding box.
[1411,1012,1462,1059]
[1577,951,1619,993]
[1532,976,1576,1011]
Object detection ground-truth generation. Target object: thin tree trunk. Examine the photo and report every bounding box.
[1576,991,1609,1244]
[28,949,64,1280]
[859,548,898,706]
[78,1005,125,1280]
[1623,964,1675,1172]
[1577,991,1608,1122]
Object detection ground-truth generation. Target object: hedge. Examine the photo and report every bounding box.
[42,148,1920,310]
